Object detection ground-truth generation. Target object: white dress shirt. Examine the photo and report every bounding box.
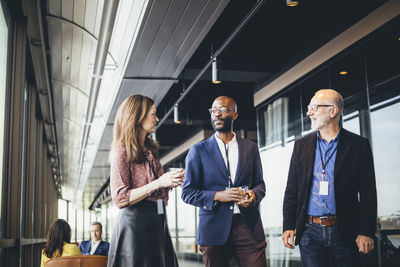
[90,240,101,255]
[214,133,240,214]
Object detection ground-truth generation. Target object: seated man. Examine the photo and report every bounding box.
[79,222,110,256]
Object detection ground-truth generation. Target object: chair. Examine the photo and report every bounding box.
[45,255,107,267]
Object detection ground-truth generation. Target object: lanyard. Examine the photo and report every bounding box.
[143,151,158,179]
[224,143,234,188]
[318,141,337,180]
[143,151,164,215]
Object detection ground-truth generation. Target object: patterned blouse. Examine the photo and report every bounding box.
[110,144,169,209]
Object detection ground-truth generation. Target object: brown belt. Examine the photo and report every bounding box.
[307,215,336,226]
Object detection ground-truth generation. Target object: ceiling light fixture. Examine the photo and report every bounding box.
[174,104,181,124]
[156,0,266,130]
[339,70,348,75]
[286,0,299,7]
[212,57,221,84]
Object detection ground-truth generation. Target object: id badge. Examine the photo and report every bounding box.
[157,199,164,214]
[319,181,329,195]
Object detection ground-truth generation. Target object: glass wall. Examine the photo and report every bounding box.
[256,17,400,267]
[366,19,400,253]
[0,1,9,236]
[164,154,198,253]
[58,199,68,220]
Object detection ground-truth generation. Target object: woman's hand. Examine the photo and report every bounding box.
[156,169,184,188]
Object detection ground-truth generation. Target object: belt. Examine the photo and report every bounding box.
[307,215,336,226]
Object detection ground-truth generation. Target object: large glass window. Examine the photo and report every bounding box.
[68,202,77,242]
[58,199,68,220]
[260,140,300,265]
[370,101,400,219]
[366,17,400,253]
[0,1,9,235]
[175,186,197,253]
[105,204,118,242]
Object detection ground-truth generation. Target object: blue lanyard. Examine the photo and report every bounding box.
[318,141,337,180]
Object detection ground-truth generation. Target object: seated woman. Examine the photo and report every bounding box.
[41,219,82,267]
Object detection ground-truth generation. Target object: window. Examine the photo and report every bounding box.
[58,199,68,220]
[0,1,9,234]
[366,18,400,249]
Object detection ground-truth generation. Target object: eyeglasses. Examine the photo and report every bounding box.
[307,104,334,112]
[208,107,232,115]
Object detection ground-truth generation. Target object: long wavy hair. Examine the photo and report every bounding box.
[111,94,158,163]
[44,219,71,258]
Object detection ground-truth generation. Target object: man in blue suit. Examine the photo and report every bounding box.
[79,222,110,256]
[182,96,267,267]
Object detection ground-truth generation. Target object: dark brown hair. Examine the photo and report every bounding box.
[111,94,159,163]
[44,219,72,258]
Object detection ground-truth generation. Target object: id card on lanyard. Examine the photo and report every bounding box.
[318,141,337,196]
[319,181,329,195]
[157,199,164,214]
[144,152,164,215]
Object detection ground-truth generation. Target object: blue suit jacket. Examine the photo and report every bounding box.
[78,240,109,256]
[182,136,266,246]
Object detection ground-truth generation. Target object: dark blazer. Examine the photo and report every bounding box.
[78,240,110,256]
[182,136,266,246]
[283,129,377,249]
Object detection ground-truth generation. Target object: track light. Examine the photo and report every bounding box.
[174,104,181,124]
[286,0,299,7]
[212,57,221,84]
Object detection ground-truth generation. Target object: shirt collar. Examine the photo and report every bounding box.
[214,132,237,147]
[91,239,101,245]
[317,128,341,143]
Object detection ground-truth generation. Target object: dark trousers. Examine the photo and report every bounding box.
[299,222,360,267]
[199,215,267,267]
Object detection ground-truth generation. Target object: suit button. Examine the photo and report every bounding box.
[230,206,233,210]
[203,205,207,209]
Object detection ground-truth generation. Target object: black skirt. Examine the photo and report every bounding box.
[107,200,179,267]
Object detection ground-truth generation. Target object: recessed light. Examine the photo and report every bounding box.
[286,0,299,7]
[339,71,348,75]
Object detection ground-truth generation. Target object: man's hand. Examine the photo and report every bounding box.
[237,189,255,208]
[214,188,245,202]
[282,230,295,249]
[356,235,374,254]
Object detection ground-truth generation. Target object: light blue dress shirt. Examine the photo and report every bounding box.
[306,131,339,216]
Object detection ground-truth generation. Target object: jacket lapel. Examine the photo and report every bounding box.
[334,129,351,178]
[87,242,92,254]
[234,137,248,185]
[204,136,229,177]
[303,132,317,189]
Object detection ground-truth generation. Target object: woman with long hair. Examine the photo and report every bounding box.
[107,95,184,267]
[40,219,82,267]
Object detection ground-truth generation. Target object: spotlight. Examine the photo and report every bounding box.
[174,104,181,124]
[212,58,221,84]
[339,70,348,75]
[286,0,299,7]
